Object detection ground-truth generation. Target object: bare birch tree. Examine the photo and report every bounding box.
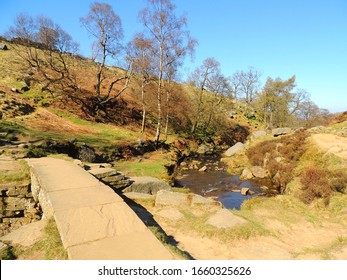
[139,0,196,143]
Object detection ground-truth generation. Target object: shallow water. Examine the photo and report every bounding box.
[175,157,270,210]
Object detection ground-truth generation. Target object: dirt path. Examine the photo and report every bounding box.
[155,214,347,260]
[311,133,347,159]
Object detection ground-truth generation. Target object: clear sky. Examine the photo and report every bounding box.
[0,0,346,112]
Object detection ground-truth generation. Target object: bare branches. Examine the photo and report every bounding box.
[81,2,131,111]
[6,13,80,96]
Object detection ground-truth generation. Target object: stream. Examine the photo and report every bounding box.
[175,155,274,210]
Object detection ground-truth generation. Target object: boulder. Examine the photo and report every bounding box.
[123,192,154,200]
[224,142,245,157]
[78,145,96,163]
[272,127,292,137]
[191,194,213,206]
[197,144,211,155]
[251,166,269,178]
[240,168,253,180]
[125,176,171,195]
[206,209,246,229]
[155,190,189,206]
[252,130,267,139]
[0,43,8,50]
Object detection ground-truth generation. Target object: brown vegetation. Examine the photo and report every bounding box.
[246,130,309,192]
[299,167,347,204]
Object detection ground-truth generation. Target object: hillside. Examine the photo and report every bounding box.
[0,40,261,148]
[1,40,347,261]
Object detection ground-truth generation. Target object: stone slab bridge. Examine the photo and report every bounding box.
[26,157,174,260]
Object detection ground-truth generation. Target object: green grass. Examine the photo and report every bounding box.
[1,108,141,151]
[240,195,323,227]
[37,218,68,260]
[148,225,192,259]
[115,158,168,179]
[176,208,271,243]
[294,236,347,260]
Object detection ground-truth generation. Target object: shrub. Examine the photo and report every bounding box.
[246,140,279,166]
[328,170,347,193]
[299,167,332,204]
[246,130,309,193]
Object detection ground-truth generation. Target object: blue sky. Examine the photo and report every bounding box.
[0,0,346,112]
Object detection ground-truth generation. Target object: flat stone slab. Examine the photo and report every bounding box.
[155,190,189,206]
[88,168,118,179]
[0,220,47,247]
[27,158,103,192]
[47,185,122,211]
[54,202,148,248]
[68,232,173,260]
[207,209,247,229]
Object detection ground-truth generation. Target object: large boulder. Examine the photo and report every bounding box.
[155,190,189,206]
[124,176,171,195]
[272,127,292,137]
[250,166,269,178]
[224,142,245,157]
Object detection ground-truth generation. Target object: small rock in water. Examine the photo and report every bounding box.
[241,187,250,196]
[199,166,208,172]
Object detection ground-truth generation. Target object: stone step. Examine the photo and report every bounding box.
[101,174,125,183]
[88,168,118,179]
[109,181,132,189]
